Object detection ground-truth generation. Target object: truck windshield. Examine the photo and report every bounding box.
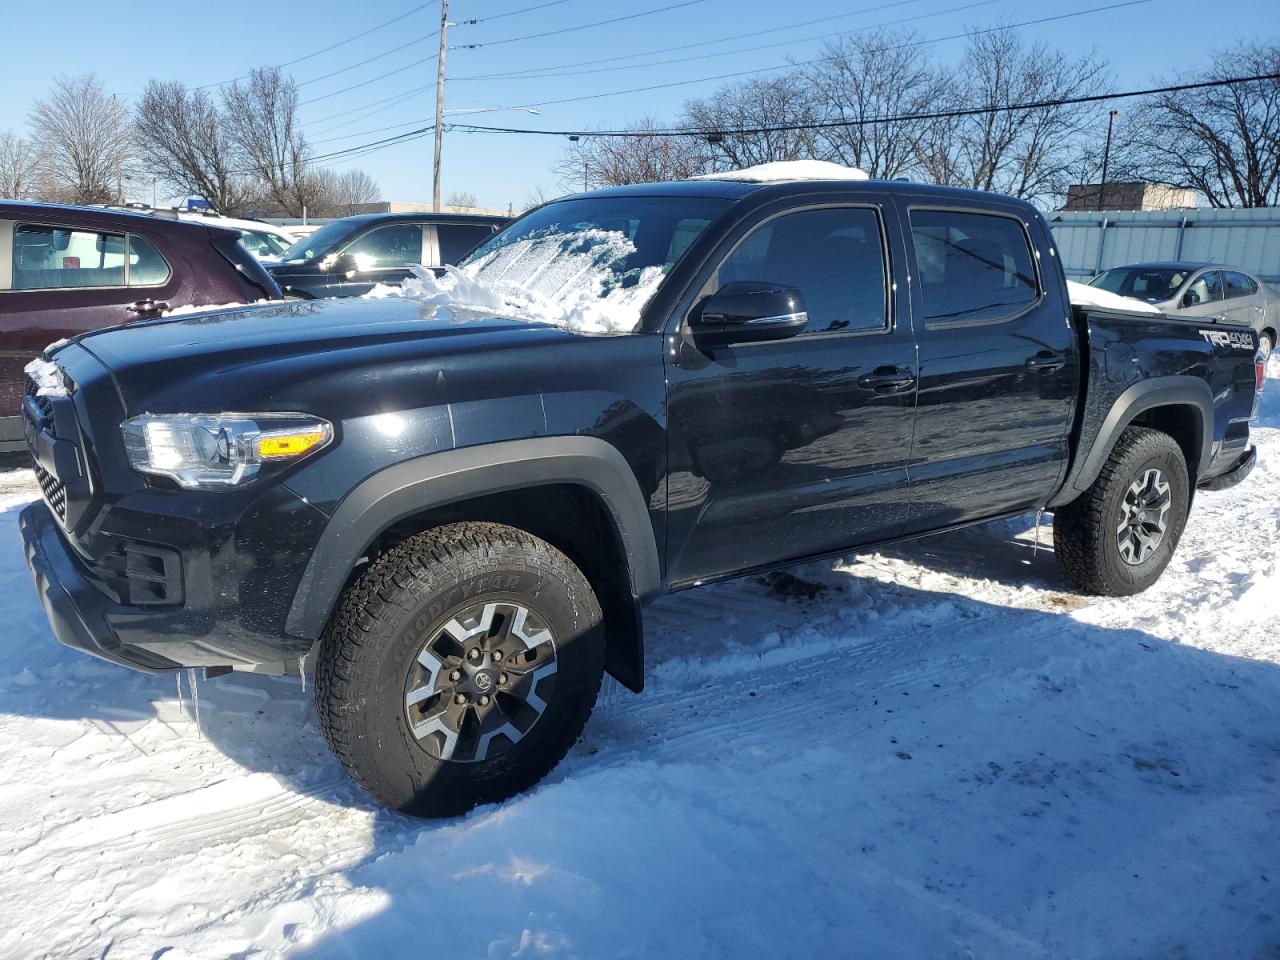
[397,195,731,334]
[280,221,359,263]
[1090,267,1191,302]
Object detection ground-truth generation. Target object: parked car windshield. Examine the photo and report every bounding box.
[280,221,359,262]
[1089,267,1192,302]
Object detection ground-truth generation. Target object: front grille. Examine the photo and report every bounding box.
[34,463,67,521]
[23,374,54,424]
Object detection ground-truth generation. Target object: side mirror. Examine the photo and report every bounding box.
[689,281,807,347]
[327,253,359,276]
[1183,290,1200,307]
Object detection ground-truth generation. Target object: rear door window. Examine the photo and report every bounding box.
[437,223,496,264]
[11,225,171,290]
[13,224,127,289]
[908,209,1039,325]
[1223,271,1257,298]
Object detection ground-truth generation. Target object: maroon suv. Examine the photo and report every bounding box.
[0,201,281,453]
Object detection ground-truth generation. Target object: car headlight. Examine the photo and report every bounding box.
[122,413,333,489]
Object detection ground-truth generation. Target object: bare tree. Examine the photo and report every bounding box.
[29,74,125,204]
[134,80,251,212]
[1136,42,1280,207]
[683,75,822,169]
[0,131,37,199]
[222,67,309,215]
[805,29,950,179]
[447,189,478,210]
[556,118,709,189]
[918,28,1109,204]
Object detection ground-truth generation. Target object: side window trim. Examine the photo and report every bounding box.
[694,201,896,341]
[906,203,1044,331]
[0,220,13,290]
[424,223,440,268]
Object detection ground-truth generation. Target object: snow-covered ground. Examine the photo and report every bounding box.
[2,365,1278,959]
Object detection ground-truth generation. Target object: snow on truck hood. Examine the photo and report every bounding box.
[1066,280,1162,315]
[368,227,666,335]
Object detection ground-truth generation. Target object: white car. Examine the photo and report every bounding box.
[175,213,296,263]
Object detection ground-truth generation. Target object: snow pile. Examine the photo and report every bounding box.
[694,160,870,182]
[368,228,664,335]
[22,358,66,398]
[1067,279,1162,315]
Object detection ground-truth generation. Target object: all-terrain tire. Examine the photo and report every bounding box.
[1053,426,1190,596]
[314,522,605,817]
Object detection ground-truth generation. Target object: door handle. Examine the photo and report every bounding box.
[1026,351,1066,373]
[127,299,169,315]
[857,366,916,394]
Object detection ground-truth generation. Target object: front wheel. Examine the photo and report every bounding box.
[314,522,605,817]
[1053,426,1190,596]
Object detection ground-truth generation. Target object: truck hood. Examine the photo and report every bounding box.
[67,296,590,416]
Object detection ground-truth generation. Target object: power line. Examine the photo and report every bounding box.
[457,0,1154,111]
[454,0,1001,82]
[466,0,577,22]
[450,0,710,49]
[197,2,436,89]
[299,51,439,106]
[307,83,436,127]
[452,0,928,80]
[298,33,437,87]
[448,71,1280,139]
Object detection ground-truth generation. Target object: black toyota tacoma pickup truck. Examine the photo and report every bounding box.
[18,176,1263,817]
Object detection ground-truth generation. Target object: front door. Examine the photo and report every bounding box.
[664,201,918,588]
[1176,269,1228,322]
[899,203,1079,531]
[337,222,427,296]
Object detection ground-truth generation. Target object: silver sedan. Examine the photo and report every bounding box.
[1089,262,1279,357]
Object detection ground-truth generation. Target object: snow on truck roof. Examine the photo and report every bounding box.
[692,160,871,183]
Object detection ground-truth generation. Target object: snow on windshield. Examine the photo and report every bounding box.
[1067,279,1162,315]
[694,160,870,182]
[368,227,665,335]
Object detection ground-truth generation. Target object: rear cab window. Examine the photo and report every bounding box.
[8,224,170,290]
[908,209,1039,325]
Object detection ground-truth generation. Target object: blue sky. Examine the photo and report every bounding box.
[1,0,1271,210]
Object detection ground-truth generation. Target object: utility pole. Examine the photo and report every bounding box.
[1097,109,1119,212]
[432,0,449,211]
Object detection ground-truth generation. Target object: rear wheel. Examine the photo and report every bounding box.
[1259,330,1274,361]
[314,522,605,817]
[1053,426,1190,596]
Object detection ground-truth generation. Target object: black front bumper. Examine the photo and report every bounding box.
[20,501,179,673]
[1198,445,1257,492]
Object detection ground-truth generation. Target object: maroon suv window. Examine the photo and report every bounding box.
[11,225,171,290]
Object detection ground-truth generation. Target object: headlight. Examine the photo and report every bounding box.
[122,413,333,489]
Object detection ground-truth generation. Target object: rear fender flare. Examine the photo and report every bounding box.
[1054,376,1214,505]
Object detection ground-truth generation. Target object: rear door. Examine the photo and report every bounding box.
[0,219,176,440]
[664,197,919,587]
[432,221,500,268]
[898,203,1079,531]
[1222,271,1266,331]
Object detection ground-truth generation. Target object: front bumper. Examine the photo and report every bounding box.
[20,499,318,674]
[20,501,178,672]
[1198,445,1257,491]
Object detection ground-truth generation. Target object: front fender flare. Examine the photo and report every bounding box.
[284,436,661,641]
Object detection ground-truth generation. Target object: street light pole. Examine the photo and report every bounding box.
[1097,109,1119,212]
[432,0,449,212]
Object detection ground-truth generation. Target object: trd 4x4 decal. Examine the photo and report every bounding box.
[1199,329,1256,350]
